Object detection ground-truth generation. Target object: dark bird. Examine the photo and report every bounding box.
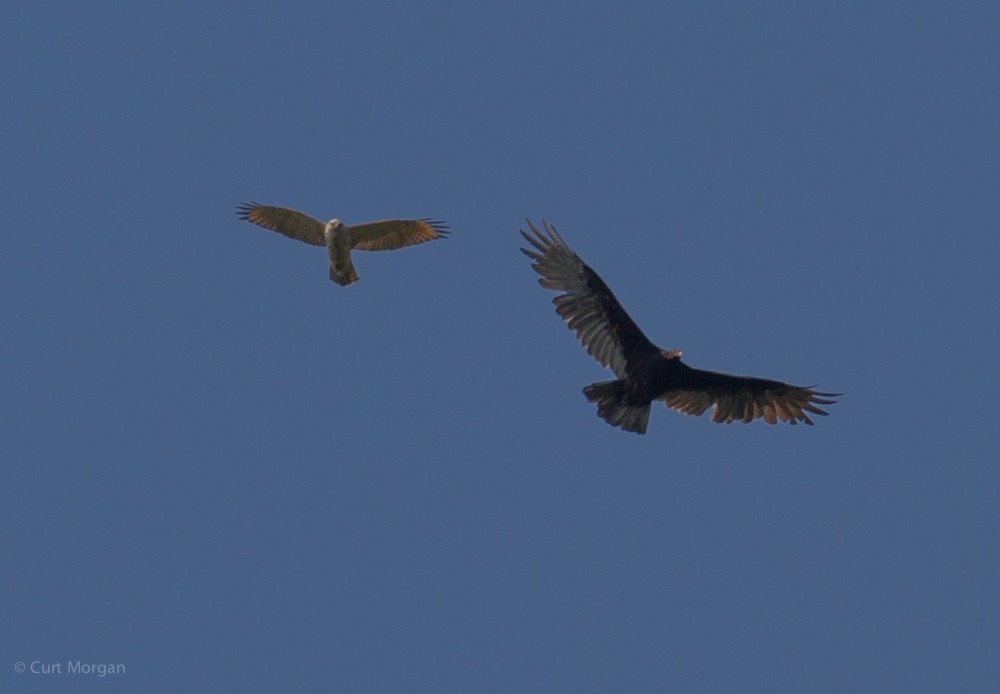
[236,202,450,286]
[520,219,839,434]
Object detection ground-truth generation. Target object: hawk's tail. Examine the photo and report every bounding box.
[583,380,651,435]
[329,264,360,286]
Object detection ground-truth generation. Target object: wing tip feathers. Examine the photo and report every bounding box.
[235,201,265,221]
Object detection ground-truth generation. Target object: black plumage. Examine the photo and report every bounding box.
[520,219,839,434]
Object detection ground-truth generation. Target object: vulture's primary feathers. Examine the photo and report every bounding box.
[520,219,839,434]
[237,202,449,286]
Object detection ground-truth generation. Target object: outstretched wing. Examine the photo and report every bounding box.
[235,202,326,246]
[349,219,450,251]
[662,364,840,425]
[519,219,661,379]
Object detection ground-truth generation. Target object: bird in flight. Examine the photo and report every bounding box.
[236,202,450,286]
[520,219,839,434]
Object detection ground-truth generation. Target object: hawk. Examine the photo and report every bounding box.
[520,219,839,434]
[236,202,450,286]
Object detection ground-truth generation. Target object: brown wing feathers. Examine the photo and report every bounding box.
[350,218,450,251]
[235,202,326,246]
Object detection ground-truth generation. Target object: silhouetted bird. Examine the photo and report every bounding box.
[236,202,449,286]
[520,219,839,434]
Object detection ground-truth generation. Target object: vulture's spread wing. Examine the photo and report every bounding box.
[662,365,839,425]
[520,219,661,379]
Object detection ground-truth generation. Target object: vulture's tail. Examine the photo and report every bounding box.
[583,380,650,435]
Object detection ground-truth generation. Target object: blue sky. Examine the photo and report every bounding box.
[3,1,998,691]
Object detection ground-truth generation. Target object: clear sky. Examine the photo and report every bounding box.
[3,1,998,692]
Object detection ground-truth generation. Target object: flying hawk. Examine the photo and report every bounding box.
[236,202,450,286]
[520,219,839,434]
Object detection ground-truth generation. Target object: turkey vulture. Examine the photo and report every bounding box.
[236,202,449,286]
[520,219,839,434]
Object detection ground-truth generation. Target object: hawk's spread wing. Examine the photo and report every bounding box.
[236,202,326,246]
[519,219,661,379]
[662,366,839,425]
[349,219,450,251]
